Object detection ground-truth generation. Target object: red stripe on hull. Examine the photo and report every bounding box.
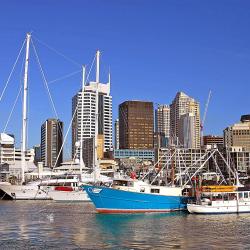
[96,208,181,214]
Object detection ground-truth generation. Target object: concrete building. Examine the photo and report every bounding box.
[119,101,154,149]
[203,135,224,147]
[33,145,41,164]
[114,149,155,161]
[228,147,250,173]
[224,115,250,152]
[155,147,208,172]
[178,113,196,148]
[155,104,170,139]
[170,92,200,148]
[0,133,34,164]
[41,119,63,168]
[0,133,36,181]
[114,119,119,149]
[14,148,35,162]
[154,132,168,148]
[82,135,104,169]
[0,133,15,163]
[72,80,112,157]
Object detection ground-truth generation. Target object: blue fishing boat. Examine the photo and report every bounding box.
[83,178,188,213]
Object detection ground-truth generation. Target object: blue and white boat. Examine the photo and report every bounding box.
[83,178,188,213]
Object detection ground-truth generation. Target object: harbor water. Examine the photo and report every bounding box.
[0,200,250,249]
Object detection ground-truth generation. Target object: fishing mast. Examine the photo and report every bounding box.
[21,33,31,184]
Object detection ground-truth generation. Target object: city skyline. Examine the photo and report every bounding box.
[0,1,250,149]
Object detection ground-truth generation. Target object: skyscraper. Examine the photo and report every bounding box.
[72,55,112,159]
[155,104,170,146]
[170,92,200,148]
[119,101,154,149]
[178,113,196,148]
[41,118,63,168]
[155,104,170,136]
[114,119,119,149]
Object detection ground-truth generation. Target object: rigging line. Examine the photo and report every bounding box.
[3,85,22,133]
[51,65,94,170]
[32,35,81,68]
[52,100,78,170]
[0,38,26,102]
[31,39,60,120]
[31,38,64,146]
[48,70,81,84]
[3,49,26,134]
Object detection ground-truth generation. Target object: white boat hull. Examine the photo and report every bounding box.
[48,189,90,202]
[187,200,250,214]
[0,184,51,200]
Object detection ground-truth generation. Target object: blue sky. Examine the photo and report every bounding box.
[0,0,250,156]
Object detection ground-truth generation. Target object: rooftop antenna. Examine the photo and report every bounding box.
[96,50,100,83]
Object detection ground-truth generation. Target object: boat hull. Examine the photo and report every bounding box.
[83,185,187,213]
[187,202,250,214]
[0,184,51,200]
[48,189,90,202]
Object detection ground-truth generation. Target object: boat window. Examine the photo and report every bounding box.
[127,182,134,187]
[113,180,128,186]
[244,192,248,199]
[151,188,160,194]
[239,193,243,199]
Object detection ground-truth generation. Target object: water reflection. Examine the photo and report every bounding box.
[1,201,250,249]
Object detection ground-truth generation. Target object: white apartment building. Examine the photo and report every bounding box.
[72,81,112,157]
[155,104,170,138]
[0,133,15,163]
[170,92,200,148]
[0,133,35,163]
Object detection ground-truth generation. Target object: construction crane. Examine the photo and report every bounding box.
[201,90,212,146]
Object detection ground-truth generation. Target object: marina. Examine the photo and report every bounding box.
[1,1,250,249]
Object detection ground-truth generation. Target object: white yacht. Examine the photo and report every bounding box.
[187,187,250,214]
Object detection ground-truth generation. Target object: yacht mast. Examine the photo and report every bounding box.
[79,66,86,180]
[94,50,100,182]
[21,33,31,184]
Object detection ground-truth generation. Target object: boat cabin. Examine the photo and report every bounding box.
[111,179,183,196]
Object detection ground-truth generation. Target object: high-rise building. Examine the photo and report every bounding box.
[170,92,200,148]
[155,104,170,138]
[41,119,63,168]
[224,115,250,151]
[119,101,154,149]
[114,119,119,149]
[72,81,112,157]
[155,104,170,148]
[178,113,197,148]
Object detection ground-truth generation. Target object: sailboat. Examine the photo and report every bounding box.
[46,50,112,201]
[0,33,51,200]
